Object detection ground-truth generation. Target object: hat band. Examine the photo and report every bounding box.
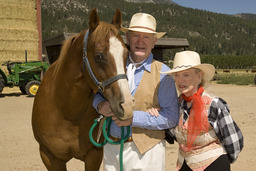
[173,65,193,70]
[129,26,156,32]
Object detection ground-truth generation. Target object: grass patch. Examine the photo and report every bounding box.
[215,73,255,85]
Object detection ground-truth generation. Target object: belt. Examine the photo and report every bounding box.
[109,135,133,143]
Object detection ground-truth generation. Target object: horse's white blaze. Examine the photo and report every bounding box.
[109,36,124,75]
[109,36,130,93]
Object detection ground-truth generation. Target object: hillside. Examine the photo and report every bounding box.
[234,13,256,20]
[125,0,174,4]
[41,0,256,57]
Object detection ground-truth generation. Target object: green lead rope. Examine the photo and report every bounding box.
[89,115,130,171]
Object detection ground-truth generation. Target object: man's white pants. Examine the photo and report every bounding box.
[103,140,166,171]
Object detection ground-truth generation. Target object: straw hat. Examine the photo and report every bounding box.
[162,51,215,81]
[120,13,166,39]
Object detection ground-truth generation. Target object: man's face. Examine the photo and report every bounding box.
[126,31,157,62]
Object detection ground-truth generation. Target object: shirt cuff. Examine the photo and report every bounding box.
[92,93,106,112]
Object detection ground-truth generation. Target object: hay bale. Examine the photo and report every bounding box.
[0,0,39,63]
[0,28,38,41]
[0,0,36,7]
[0,50,38,64]
[0,4,37,21]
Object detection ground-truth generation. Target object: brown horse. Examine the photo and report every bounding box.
[32,8,135,171]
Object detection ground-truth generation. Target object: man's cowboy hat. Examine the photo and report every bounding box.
[120,13,166,39]
[162,51,215,81]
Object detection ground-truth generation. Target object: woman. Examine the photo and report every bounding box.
[147,51,244,171]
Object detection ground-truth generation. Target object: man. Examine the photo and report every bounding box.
[93,13,179,171]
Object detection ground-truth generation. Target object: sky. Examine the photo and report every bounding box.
[171,0,256,15]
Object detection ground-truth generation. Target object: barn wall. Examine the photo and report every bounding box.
[0,0,39,64]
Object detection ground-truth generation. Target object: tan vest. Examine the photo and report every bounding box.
[132,59,165,154]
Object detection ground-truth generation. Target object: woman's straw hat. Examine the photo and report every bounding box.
[121,13,166,39]
[162,51,215,81]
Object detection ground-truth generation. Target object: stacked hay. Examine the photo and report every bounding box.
[0,0,39,65]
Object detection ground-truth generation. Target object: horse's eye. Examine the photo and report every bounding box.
[95,54,104,61]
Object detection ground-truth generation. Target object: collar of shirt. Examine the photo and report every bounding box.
[126,53,153,72]
[126,53,153,95]
[181,100,191,124]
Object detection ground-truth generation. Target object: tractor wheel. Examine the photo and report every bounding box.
[0,74,4,93]
[25,80,40,97]
[19,86,26,94]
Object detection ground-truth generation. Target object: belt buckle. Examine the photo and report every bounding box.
[110,135,133,143]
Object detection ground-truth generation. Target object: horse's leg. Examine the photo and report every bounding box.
[84,148,103,171]
[39,144,67,171]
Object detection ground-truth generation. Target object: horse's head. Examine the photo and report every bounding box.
[86,8,134,120]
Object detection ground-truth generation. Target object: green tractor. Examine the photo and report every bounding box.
[0,58,49,97]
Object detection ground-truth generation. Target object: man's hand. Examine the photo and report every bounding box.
[97,101,114,117]
[98,100,133,127]
[112,116,133,127]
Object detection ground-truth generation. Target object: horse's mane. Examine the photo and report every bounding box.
[52,34,78,81]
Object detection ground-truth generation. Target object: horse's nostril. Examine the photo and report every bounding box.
[119,102,124,111]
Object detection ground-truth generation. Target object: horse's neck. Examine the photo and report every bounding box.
[53,54,94,115]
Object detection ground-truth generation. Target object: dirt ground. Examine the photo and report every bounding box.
[0,83,255,171]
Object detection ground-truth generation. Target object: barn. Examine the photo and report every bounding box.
[0,0,42,64]
[43,33,189,64]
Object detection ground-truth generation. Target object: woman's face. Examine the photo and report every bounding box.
[173,68,203,97]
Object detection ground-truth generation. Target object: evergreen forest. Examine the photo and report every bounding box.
[41,0,256,69]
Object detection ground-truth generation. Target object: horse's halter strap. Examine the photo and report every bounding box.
[83,30,128,93]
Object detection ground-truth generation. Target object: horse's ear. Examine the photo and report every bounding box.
[111,8,122,29]
[89,8,99,33]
